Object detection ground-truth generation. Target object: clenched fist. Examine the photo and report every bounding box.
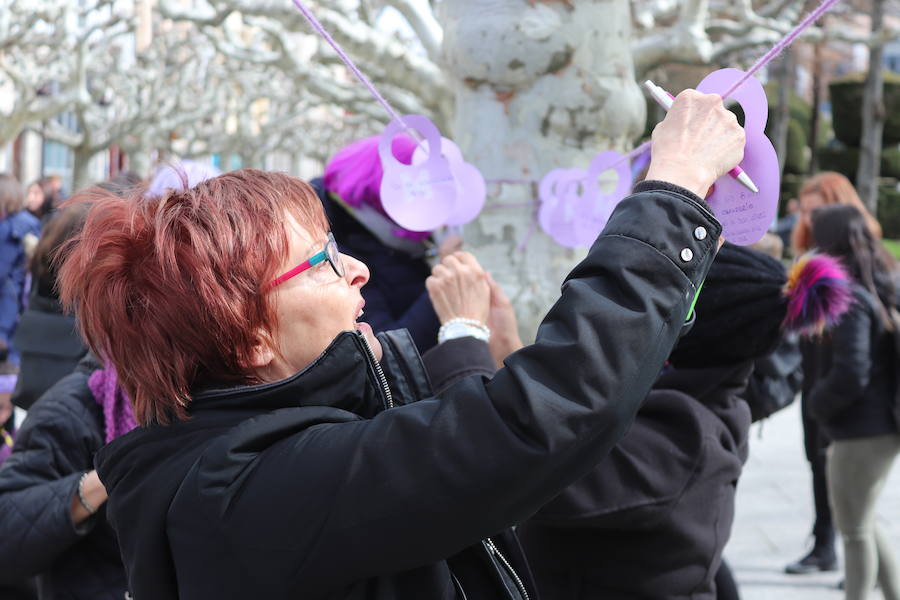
[426,251,490,325]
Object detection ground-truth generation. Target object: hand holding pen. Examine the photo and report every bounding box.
[644,80,760,194]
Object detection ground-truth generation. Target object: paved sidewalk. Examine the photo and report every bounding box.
[726,401,900,599]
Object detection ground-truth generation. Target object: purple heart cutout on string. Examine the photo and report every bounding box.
[538,168,584,247]
[379,115,456,232]
[697,68,780,246]
[537,151,633,248]
[412,136,486,226]
[572,151,632,246]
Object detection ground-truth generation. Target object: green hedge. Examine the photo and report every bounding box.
[829,71,900,146]
[878,185,900,240]
[760,85,812,175]
[764,83,812,132]
[816,144,900,180]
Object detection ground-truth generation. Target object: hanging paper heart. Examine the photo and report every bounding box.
[411,136,486,226]
[537,151,633,248]
[538,168,584,247]
[572,150,632,246]
[379,115,456,232]
[696,68,780,246]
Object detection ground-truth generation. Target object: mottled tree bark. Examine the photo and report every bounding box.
[856,0,885,214]
[439,0,645,338]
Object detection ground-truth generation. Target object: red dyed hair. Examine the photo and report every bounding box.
[792,172,881,254]
[58,170,329,424]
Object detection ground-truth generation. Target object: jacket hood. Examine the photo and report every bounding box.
[95,329,429,597]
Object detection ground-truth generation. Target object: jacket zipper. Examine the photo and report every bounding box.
[355,330,394,410]
[353,333,522,598]
[484,537,530,600]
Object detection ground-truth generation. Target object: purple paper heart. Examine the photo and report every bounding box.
[574,151,632,245]
[696,68,780,246]
[538,168,584,247]
[379,115,456,232]
[537,151,632,248]
[412,136,486,226]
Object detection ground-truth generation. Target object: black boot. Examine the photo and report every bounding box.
[784,544,838,574]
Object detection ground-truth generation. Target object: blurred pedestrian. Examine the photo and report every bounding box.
[24,177,61,222]
[146,160,220,199]
[0,175,40,362]
[808,204,900,600]
[11,203,90,410]
[786,172,884,575]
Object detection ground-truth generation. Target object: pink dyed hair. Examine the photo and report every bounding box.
[324,135,430,240]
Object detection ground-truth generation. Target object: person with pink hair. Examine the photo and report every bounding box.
[311,135,460,352]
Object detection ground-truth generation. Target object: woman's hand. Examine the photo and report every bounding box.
[645,89,746,199]
[485,273,524,367]
[426,251,490,325]
[70,470,108,526]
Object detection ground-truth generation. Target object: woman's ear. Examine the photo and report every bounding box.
[246,330,277,371]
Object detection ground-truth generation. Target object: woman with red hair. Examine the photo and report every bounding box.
[59,91,744,599]
[791,172,881,255]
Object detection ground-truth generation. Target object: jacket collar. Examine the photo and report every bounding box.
[188,329,432,420]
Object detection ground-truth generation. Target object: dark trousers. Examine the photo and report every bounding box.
[802,395,835,548]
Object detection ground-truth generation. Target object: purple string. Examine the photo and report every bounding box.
[721,0,842,99]
[486,178,538,184]
[517,218,538,252]
[487,201,538,209]
[290,0,423,146]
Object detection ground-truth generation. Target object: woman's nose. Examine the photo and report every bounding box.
[341,253,370,289]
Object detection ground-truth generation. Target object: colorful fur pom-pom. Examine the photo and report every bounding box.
[782,252,852,336]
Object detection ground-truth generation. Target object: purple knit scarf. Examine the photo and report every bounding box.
[88,366,137,443]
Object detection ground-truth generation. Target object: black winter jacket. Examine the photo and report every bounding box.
[0,355,127,600]
[12,293,88,410]
[518,362,753,600]
[808,284,899,440]
[311,177,440,353]
[95,182,721,600]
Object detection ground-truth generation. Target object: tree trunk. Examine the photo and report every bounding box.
[438,0,645,339]
[72,147,97,192]
[771,48,794,176]
[808,42,823,174]
[128,148,153,180]
[856,0,885,214]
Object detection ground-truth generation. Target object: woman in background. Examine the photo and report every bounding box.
[808,204,900,600]
[11,205,90,410]
[0,175,40,363]
[24,177,60,222]
[785,172,884,576]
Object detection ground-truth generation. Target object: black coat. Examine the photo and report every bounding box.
[0,355,127,600]
[12,293,88,410]
[95,182,721,600]
[518,362,753,600]
[311,177,440,353]
[807,284,899,440]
